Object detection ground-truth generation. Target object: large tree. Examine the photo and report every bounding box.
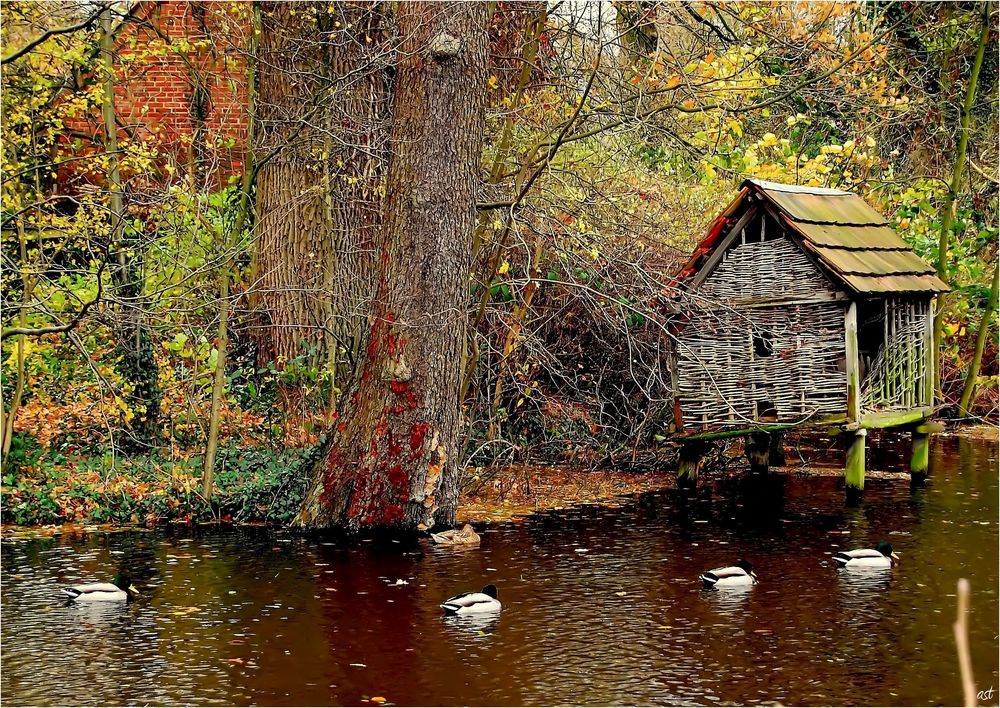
[252,1,387,372]
[295,1,488,531]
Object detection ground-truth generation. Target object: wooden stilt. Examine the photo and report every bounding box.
[845,429,866,503]
[844,302,864,503]
[677,442,707,489]
[768,430,786,467]
[911,429,930,481]
[747,432,770,474]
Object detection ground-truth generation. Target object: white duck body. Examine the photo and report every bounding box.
[63,574,138,602]
[700,565,757,589]
[62,583,130,602]
[440,584,501,615]
[833,548,896,569]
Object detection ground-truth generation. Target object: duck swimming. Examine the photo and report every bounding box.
[834,541,899,568]
[431,524,481,546]
[62,573,139,602]
[700,560,758,588]
[440,584,501,614]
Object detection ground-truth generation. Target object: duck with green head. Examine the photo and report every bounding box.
[62,573,140,602]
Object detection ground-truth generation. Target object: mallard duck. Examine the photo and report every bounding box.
[431,524,481,546]
[440,584,501,614]
[834,541,899,568]
[700,560,758,588]
[62,573,139,602]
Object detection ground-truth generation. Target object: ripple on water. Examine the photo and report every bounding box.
[1,438,997,706]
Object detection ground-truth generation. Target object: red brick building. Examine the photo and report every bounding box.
[62,1,250,190]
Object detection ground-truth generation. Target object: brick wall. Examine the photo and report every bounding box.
[62,1,250,191]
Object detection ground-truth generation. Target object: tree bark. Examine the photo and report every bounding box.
[251,1,386,371]
[296,1,488,531]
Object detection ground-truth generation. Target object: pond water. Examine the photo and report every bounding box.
[2,437,997,706]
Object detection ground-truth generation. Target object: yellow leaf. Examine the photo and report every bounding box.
[498,261,510,275]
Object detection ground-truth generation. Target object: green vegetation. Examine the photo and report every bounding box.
[1,1,996,528]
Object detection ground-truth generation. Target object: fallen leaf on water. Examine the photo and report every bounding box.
[350,663,366,668]
[615,591,627,597]
[371,697,387,704]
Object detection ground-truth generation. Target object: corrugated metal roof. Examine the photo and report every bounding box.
[738,179,949,295]
[747,179,888,226]
[786,221,910,251]
[840,273,951,294]
[808,246,937,277]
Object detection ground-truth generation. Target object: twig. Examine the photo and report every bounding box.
[954,578,976,707]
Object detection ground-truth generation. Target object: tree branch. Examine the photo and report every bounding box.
[1,4,109,65]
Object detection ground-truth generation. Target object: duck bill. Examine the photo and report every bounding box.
[129,585,140,595]
[890,553,900,562]
[750,571,758,580]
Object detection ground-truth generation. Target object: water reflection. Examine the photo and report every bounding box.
[1,437,997,706]
[700,584,754,619]
[441,610,502,641]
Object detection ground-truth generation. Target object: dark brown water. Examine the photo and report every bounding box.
[2,438,997,706]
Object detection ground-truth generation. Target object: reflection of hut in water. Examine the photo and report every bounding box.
[668,180,948,500]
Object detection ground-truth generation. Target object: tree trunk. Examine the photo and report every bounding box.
[203,6,260,499]
[958,261,999,416]
[932,2,990,392]
[251,2,386,372]
[296,1,488,531]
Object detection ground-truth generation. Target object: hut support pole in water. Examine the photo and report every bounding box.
[768,431,786,467]
[911,428,930,481]
[844,302,864,502]
[747,432,770,474]
[677,442,708,489]
[845,429,866,502]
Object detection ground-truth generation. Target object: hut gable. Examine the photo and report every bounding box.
[699,235,841,304]
[681,179,948,296]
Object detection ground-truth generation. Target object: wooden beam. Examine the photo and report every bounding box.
[679,415,849,441]
[690,205,758,289]
[859,407,934,430]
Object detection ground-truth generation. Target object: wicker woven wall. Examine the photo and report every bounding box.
[675,234,848,429]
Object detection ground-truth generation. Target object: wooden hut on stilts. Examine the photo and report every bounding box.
[668,179,949,501]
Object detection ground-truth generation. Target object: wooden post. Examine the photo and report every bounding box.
[677,442,707,489]
[768,430,786,467]
[845,429,866,503]
[911,429,930,481]
[747,432,770,474]
[845,302,864,501]
[926,298,936,409]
